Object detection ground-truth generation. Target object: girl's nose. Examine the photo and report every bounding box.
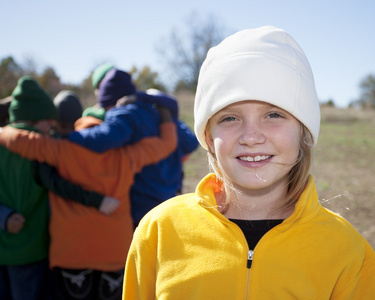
[238,121,266,146]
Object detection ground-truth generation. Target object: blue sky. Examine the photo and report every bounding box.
[2,0,375,107]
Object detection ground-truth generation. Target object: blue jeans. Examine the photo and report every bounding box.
[0,259,51,300]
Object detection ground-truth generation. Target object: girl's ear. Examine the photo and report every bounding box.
[205,130,215,153]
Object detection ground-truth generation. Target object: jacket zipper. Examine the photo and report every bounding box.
[244,250,253,299]
[247,250,254,268]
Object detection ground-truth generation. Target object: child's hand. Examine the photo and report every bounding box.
[157,107,173,122]
[141,90,179,120]
[7,213,25,234]
[99,196,120,215]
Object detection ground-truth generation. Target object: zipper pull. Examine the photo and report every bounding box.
[247,250,254,268]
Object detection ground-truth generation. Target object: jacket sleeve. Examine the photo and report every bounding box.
[0,126,61,167]
[33,162,103,209]
[177,121,199,156]
[68,110,134,153]
[123,226,157,299]
[125,122,177,174]
[333,240,375,299]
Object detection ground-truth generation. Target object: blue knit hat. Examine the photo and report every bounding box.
[98,69,136,108]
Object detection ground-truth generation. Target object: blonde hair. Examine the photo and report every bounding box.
[205,121,314,213]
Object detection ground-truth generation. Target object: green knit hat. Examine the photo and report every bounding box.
[82,106,106,121]
[9,76,57,123]
[91,63,115,89]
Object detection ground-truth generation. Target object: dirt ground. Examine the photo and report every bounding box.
[177,92,375,248]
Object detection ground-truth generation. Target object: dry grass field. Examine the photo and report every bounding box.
[176,91,375,248]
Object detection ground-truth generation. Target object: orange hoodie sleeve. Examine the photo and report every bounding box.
[0,126,62,167]
[0,122,177,175]
[123,122,177,174]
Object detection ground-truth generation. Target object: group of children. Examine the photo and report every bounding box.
[0,66,198,299]
[1,25,375,300]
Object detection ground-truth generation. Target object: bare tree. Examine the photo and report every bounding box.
[358,74,375,108]
[130,66,166,92]
[37,67,64,98]
[158,12,227,92]
[0,56,23,98]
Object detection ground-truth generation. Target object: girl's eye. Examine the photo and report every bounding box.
[221,116,237,122]
[267,112,282,118]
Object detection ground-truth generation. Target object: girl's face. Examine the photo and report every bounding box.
[205,100,301,194]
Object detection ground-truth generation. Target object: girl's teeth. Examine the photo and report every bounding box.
[239,155,270,162]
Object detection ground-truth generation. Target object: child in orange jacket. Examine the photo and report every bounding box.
[0,105,177,300]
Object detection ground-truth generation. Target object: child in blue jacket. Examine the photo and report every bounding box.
[69,69,198,226]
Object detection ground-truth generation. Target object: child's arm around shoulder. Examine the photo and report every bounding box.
[0,126,60,166]
[126,107,177,173]
[151,106,177,154]
[34,162,119,215]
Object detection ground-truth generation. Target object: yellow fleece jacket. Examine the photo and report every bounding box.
[123,174,375,299]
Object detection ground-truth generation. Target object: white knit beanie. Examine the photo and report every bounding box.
[194,26,320,150]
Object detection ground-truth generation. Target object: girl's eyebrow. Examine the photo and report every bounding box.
[216,109,239,117]
[266,104,287,112]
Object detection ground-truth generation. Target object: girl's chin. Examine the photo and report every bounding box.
[231,173,289,191]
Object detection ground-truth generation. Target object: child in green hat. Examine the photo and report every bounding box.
[0,76,57,300]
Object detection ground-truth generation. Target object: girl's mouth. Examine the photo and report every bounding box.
[238,155,272,162]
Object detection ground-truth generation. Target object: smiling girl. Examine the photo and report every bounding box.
[122,26,375,299]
